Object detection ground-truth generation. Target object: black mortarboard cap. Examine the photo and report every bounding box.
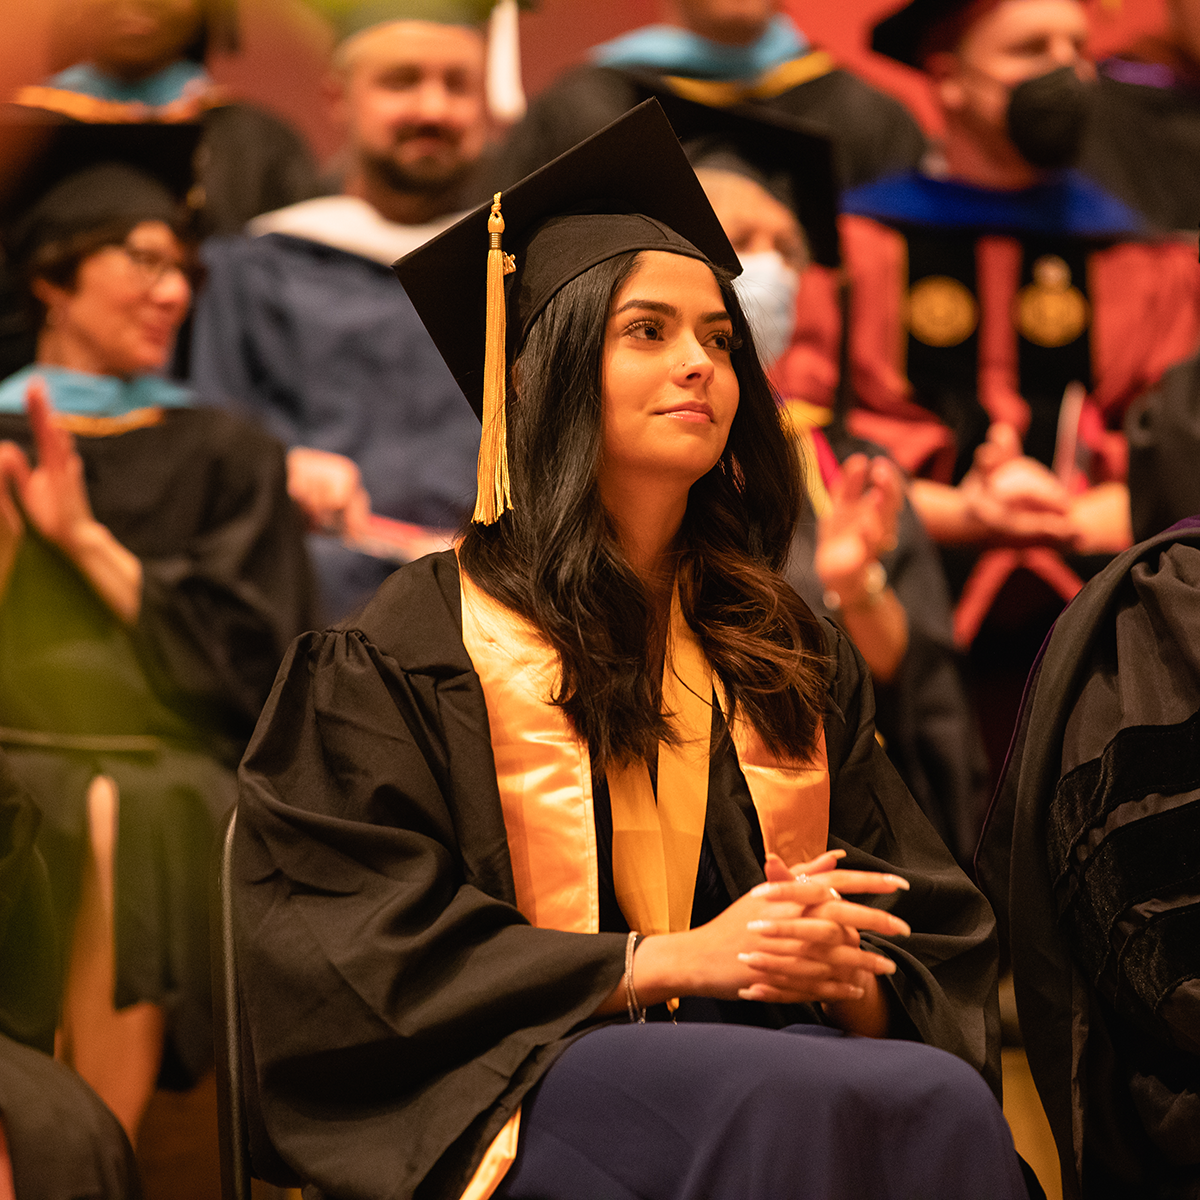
[618,79,840,268]
[394,99,739,421]
[0,113,202,268]
[871,0,975,69]
[394,98,740,523]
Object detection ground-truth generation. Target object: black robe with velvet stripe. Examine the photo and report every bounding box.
[235,551,1001,1200]
[978,519,1200,1200]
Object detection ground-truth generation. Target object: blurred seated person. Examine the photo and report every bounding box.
[1026,0,1200,235]
[12,0,318,237]
[978,520,1200,1198]
[2,0,320,380]
[829,0,1200,563]
[483,0,927,197]
[234,102,1031,1200]
[0,754,141,1199]
[0,121,313,1144]
[190,0,515,618]
[689,101,988,865]
[785,0,1200,771]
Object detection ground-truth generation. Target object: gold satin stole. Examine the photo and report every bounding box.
[454,568,830,1200]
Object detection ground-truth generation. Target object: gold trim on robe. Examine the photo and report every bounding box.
[662,50,836,108]
[12,84,229,124]
[456,566,830,1200]
[55,408,167,438]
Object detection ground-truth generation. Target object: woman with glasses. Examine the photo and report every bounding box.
[0,129,314,1144]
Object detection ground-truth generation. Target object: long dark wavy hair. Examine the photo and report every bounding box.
[459,249,829,771]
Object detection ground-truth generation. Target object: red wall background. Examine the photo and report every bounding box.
[0,0,1171,164]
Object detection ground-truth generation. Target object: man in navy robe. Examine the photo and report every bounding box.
[189,3,494,619]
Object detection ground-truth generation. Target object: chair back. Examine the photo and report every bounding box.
[211,805,301,1200]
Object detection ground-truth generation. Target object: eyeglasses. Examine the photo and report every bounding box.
[114,242,189,288]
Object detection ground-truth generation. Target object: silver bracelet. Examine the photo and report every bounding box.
[624,930,646,1024]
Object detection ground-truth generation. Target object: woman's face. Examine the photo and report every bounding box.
[81,0,204,79]
[598,251,740,504]
[36,220,191,379]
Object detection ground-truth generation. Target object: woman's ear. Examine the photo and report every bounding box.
[31,275,69,320]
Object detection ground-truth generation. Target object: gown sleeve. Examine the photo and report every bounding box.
[234,567,626,1200]
[822,623,1003,1097]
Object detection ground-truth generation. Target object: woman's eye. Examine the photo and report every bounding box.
[626,320,663,341]
[710,331,740,352]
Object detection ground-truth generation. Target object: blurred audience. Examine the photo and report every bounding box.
[1,0,320,382]
[12,0,319,236]
[0,121,312,1144]
[978,520,1200,1199]
[841,0,1200,564]
[483,0,927,196]
[787,0,1200,770]
[189,1,502,620]
[692,106,989,865]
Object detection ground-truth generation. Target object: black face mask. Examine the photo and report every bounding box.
[1006,66,1096,170]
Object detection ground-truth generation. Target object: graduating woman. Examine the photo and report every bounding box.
[235,103,1029,1200]
[0,123,313,1142]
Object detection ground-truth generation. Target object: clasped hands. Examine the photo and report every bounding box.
[958,423,1130,554]
[626,848,910,1038]
[708,849,908,1008]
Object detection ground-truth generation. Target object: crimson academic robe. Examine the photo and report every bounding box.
[235,551,1001,1200]
[777,171,1200,665]
[781,172,1200,487]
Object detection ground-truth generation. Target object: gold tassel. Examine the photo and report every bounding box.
[474,192,515,525]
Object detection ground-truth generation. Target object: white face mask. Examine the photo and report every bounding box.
[732,250,801,369]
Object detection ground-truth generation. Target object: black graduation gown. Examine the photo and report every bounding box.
[236,551,1001,1200]
[977,520,1200,1200]
[0,404,314,1085]
[476,63,925,200]
[195,102,321,239]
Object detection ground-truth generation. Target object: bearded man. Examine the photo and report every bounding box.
[190,4,498,619]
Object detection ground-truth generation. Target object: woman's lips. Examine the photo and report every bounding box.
[659,401,713,422]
